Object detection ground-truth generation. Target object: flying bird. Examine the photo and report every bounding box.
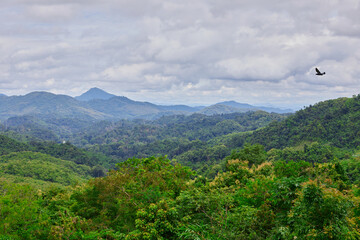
[315,68,325,76]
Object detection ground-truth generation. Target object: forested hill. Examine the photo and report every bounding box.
[0,134,112,176]
[73,111,287,146]
[68,111,286,168]
[247,94,360,149]
[0,135,96,187]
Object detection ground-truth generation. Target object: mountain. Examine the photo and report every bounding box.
[198,101,293,115]
[217,101,255,109]
[86,96,169,119]
[0,90,178,121]
[217,101,293,113]
[0,89,293,121]
[0,91,110,120]
[199,104,249,115]
[75,87,116,101]
[159,104,204,113]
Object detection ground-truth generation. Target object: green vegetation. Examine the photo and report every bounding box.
[0,135,28,155]
[0,151,92,187]
[0,133,114,168]
[247,94,360,149]
[1,153,360,239]
[2,94,360,239]
[75,111,285,172]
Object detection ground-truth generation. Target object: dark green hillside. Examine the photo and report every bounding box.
[0,135,28,155]
[28,141,113,167]
[0,151,92,186]
[247,94,360,150]
[0,134,113,170]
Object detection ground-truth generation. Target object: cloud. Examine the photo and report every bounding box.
[102,63,156,82]
[215,56,290,81]
[0,0,359,109]
[26,4,76,21]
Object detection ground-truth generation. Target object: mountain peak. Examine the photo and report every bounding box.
[75,88,116,101]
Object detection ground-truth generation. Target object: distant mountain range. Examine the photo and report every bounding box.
[0,88,293,120]
[207,101,292,114]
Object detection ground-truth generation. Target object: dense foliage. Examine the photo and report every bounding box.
[3,94,360,239]
[0,151,92,187]
[75,111,285,171]
[0,115,94,142]
[1,152,360,239]
[247,94,360,150]
[0,134,113,169]
[73,111,285,145]
[1,111,285,172]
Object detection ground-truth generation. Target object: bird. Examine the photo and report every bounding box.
[315,68,325,76]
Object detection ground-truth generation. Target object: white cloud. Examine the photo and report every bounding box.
[26,4,76,21]
[0,0,359,109]
[102,63,156,81]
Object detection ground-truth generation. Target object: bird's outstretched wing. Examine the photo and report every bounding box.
[315,68,321,74]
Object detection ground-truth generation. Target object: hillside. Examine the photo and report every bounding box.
[246,94,360,149]
[0,151,92,187]
[1,115,95,142]
[198,104,247,115]
[219,101,293,113]
[86,96,167,119]
[0,135,28,155]
[0,133,112,170]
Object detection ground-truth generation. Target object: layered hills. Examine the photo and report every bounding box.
[0,88,292,121]
[2,93,360,239]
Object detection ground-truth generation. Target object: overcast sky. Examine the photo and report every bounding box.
[0,0,359,109]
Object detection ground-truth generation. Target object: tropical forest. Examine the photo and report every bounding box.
[1,90,360,239]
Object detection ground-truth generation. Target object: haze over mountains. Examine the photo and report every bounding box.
[0,88,292,120]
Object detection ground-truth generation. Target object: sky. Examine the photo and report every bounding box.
[0,0,359,110]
